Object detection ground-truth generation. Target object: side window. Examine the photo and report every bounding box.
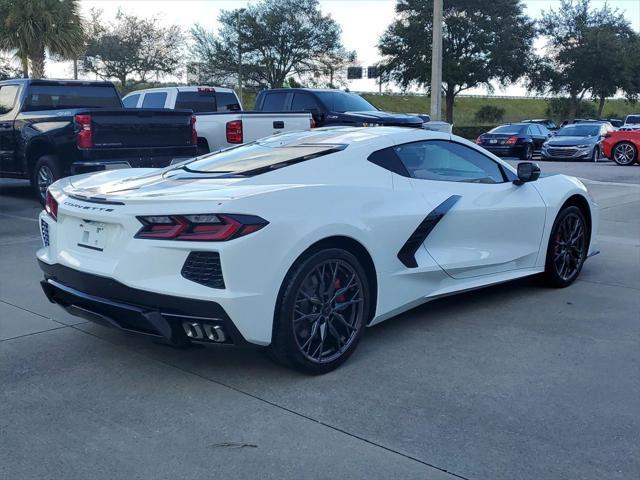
[0,85,19,115]
[261,92,288,111]
[122,94,139,108]
[291,93,320,112]
[394,140,505,184]
[141,92,167,108]
[528,125,539,135]
[216,92,241,112]
[539,125,550,136]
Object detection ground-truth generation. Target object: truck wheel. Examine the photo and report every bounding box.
[32,155,61,205]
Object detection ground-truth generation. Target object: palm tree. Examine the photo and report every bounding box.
[0,0,85,78]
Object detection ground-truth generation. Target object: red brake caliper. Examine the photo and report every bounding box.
[335,278,346,302]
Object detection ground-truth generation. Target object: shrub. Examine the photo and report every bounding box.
[474,105,505,124]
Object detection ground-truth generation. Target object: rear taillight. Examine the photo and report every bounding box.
[475,136,482,144]
[191,115,197,145]
[505,136,518,145]
[135,214,268,241]
[74,114,93,149]
[45,190,58,221]
[310,116,316,129]
[226,120,243,144]
[604,133,611,138]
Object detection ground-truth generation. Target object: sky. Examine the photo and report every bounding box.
[47,0,640,96]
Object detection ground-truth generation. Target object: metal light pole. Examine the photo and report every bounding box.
[237,9,245,105]
[430,0,443,121]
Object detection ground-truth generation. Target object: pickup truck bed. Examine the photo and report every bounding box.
[0,79,197,203]
[122,86,311,153]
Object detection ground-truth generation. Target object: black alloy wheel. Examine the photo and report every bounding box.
[269,248,369,374]
[544,206,588,287]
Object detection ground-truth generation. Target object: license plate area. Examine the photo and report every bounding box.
[489,139,497,144]
[77,221,107,251]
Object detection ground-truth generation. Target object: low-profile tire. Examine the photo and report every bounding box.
[543,206,588,288]
[268,248,370,374]
[520,144,533,160]
[32,155,62,205]
[612,142,637,166]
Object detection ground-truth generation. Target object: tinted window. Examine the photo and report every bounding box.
[184,140,345,176]
[216,92,241,111]
[538,124,551,135]
[625,115,640,125]
[394,140,504,184]
[315,91,377,112]
[23,84,121,111]
[261,92,288,111]
[527,125,539,135]
[141,92,167,108]
[175,91,216,112]
[122,94,139,108]
[490,124,526,135]
[0,85,19,114]
[291,93,320,111]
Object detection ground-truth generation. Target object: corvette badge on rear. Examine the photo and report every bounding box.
[36,126,599,374]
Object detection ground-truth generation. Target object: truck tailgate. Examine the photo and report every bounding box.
[87,109,194,148]
[240,113,311,141]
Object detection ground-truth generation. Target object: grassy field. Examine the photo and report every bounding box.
[240,90,637,126]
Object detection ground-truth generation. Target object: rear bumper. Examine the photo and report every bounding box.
[481,145,524,157]
[39,261,250,347]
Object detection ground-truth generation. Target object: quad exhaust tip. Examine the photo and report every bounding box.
[182,321,227,343]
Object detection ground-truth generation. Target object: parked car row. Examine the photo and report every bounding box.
[477,116,640,165]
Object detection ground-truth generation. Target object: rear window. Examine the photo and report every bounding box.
[122,94,139,108]
[625,115,640,125]
[490,125,526,135]
[216,92,241,112]
[183,140,345,176]
[176,91,215,112]
[0,85,19,114]
[23,84,121,111]
[141,92,167,108]
[261,92,288,111]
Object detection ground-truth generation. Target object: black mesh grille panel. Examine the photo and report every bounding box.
[41,218,50,247]
[181,252,225,289]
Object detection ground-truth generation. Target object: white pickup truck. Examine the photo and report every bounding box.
[122,86,312,154]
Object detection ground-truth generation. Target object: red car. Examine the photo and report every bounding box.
[602,130,640,166]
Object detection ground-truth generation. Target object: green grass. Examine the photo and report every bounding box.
[240,90,637,126]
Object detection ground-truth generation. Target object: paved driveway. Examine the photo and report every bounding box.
[1,161,638,480]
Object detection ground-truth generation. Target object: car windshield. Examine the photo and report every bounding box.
[626,115,640,125]
[315,91,377,112]
[556,125,600,137]
[490,125,526,134]
[183,140,346,176]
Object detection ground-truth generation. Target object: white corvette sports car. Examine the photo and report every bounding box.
[38,127,599,373]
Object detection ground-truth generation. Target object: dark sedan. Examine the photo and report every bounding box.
[476,123,552,160]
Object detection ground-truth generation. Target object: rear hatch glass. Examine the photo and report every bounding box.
[183,140,346,176]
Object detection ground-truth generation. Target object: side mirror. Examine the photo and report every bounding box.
[514,162,541,185]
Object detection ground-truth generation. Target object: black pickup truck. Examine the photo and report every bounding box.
[0,79,197,203]
[254,88,425,128]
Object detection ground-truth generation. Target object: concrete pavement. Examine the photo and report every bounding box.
[1,161,638,480]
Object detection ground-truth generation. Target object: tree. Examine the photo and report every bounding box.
[0,0,84,78]
[0,54,19,80]
[535,0,639,120]
[474,105,505,124]
[83,10,184,89]
[190,0,348,88]
[378,0,535,123]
